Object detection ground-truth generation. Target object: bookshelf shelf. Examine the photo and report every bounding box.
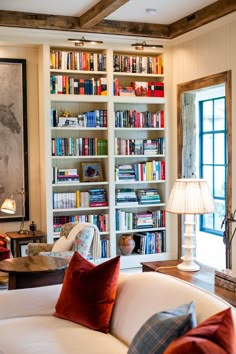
[116,227,166,234]
[41,43,170,267]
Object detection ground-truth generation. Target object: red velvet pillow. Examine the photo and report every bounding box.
[164,308,236,354]
[54,252,120,333]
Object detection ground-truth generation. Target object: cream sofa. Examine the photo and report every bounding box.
[0,271,235,354]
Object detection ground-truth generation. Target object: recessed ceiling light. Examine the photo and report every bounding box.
[145,8,157,15]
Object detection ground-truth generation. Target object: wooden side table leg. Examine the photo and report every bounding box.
[16,240,21,257]
[8,273,16,290]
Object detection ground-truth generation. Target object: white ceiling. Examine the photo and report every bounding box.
[0,0,217,24]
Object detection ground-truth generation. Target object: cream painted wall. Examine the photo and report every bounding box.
[0,45,41,233]
[170,13,236,270]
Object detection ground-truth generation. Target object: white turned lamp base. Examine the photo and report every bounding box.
[177,259,200,272]
[178,214,200,272]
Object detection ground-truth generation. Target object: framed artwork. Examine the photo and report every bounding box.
[0,58,29,222]
[80,161,104,182]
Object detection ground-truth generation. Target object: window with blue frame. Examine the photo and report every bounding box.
[199,97,226,236]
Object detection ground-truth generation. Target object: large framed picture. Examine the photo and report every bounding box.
[80,161,104,182]
[0,59,29,222]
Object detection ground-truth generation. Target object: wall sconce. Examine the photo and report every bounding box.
[0,187,28,234]
[131,41,163,50]
[68,37,103,47]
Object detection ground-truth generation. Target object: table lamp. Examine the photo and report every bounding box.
[1,195,16,214]
[1,188,28,234]
[166,178,215,272]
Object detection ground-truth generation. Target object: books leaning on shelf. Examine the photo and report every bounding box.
[50,50,106,72]
[116,209,166,231]
[51,109,107,128]
[115,137,165,156]
[115,109,164,128]
[113,54,163,75]
[133,230,166,255]
[50,76,107,95]
[53,213,109,233]
[51,137,108,156]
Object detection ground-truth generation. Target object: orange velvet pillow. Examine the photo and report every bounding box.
[54,252,120,333]
[164,308,236,354]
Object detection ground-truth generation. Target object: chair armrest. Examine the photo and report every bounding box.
[27,243,53,256]
[0,234,11,249]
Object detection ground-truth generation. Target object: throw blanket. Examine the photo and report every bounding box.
[67,222,101,261]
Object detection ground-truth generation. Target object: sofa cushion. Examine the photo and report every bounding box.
[51,236,73,252]
[164,307,235,354]
[54,252,120,333]
[0,315,128,354]
[128,302,196,354]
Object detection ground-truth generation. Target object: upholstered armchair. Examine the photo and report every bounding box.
[27,222,101,261]
[0,234,11,261]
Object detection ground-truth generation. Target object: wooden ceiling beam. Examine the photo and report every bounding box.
[0,10,169,38]
[169,0,236,38]
[0,1,235,39]
[92,20,169,38]
[79,0,129,28]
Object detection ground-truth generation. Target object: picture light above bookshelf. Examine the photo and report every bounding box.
[68,37,103,47]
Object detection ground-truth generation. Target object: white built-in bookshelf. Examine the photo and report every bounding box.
[39,43,171,268]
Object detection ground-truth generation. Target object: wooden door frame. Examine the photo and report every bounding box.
[177,71,232,261]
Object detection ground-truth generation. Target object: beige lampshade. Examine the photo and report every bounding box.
[166,178,215,215]
[1,196,16,214]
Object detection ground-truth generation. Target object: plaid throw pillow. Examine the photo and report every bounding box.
[128,302,196,354]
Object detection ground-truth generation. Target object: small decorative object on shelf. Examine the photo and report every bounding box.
[118,234,135,256]
[29,221,37,235]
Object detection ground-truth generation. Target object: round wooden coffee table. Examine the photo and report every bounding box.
[0,256,69,290]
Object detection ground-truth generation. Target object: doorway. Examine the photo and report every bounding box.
[177,71,232,269]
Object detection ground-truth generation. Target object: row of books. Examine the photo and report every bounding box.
[113,79,164,97]
[53,188,108,209]
[52,168,80,184]
[116,210,166,230]
[115,109,164,128]
[50,76,107,95]
[51,137,108,156]
[115,161,165,181]
[115,137,165,155]
[101,239,110,258]
[51,109,108,128]
[53,213,109,233]
[113,54,163,74]
[50,50,107,72]
[133,230,166,254]
[115,188,161,206]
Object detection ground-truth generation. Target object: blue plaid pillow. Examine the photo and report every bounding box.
[128,302,196,354]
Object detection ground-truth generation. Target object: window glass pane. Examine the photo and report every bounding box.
[202,101,213,131]
[202,134,213,164]
[214,133,225,164]
[214,200,226,231]
[202,166,213,192]
[214,98,225,131]
[214,166,225,198]
[202,213,213,229]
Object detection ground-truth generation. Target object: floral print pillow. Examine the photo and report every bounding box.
[72,226,94,258]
